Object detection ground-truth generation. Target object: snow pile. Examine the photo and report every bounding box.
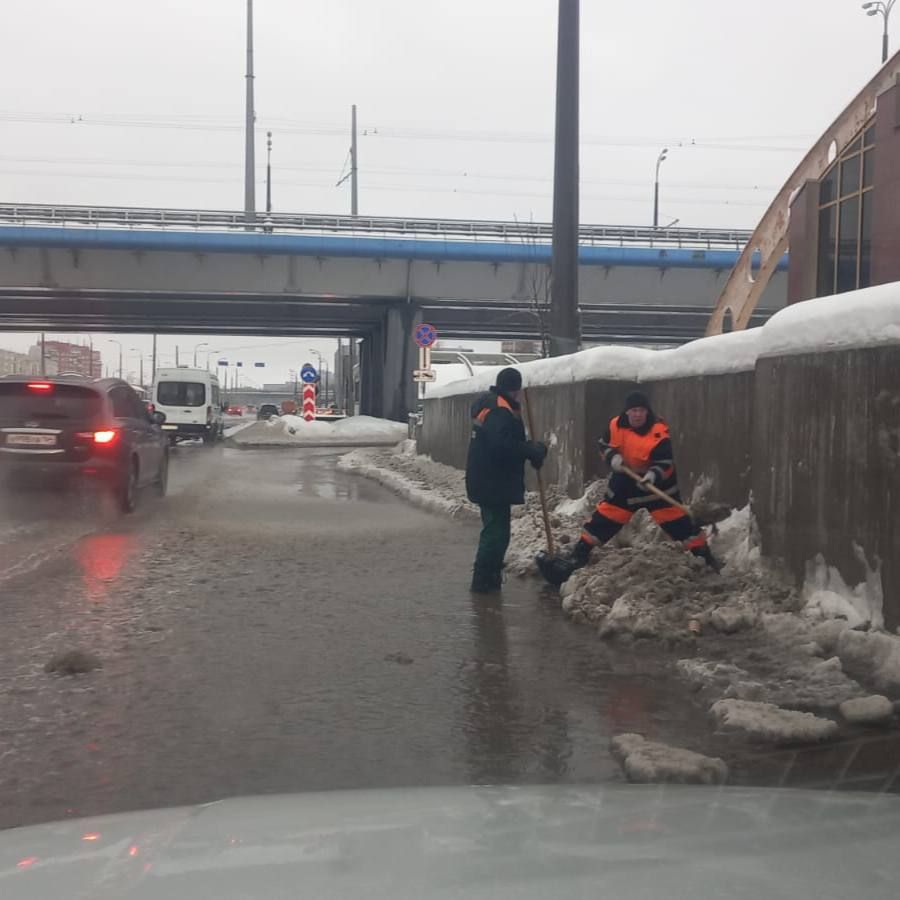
[836,629,900,694]
[558,515,797,644]
[713,505,762,573]
[337,445,477,519]
[710,699,839,744]
[677,647,864,711]
[609,733,728,785]
[504,480,607,577]
[232,415,407,447]
[838,695,895,725]
[802,546,884,631]
[427,282,900,400]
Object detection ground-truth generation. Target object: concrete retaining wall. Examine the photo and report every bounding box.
[753,347,900,627]
[421,343,900,630]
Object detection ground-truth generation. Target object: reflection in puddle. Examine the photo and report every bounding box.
[77,533,135,603]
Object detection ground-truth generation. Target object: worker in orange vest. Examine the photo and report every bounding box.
[538,391,718,585]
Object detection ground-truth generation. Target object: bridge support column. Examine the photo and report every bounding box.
[358,305,420,422]
[359,327,384,418]
[381,305,420,422]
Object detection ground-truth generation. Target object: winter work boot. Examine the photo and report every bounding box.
[691,544,722,573]
[536,539,593,587]
[470,566,501,594]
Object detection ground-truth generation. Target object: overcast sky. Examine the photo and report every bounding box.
[0,0,890,379]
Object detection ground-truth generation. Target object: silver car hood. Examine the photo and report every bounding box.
[2,785,898,899]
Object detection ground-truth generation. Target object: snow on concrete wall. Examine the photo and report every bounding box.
[421,282,900,629]
[427,282,900,401]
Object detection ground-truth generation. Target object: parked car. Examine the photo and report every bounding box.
[257,403,280,421]
[0,377,169,512]
[152,367,224,445]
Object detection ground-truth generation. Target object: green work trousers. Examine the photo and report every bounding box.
[474,504,512,577]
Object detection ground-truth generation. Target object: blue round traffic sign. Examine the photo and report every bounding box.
[300,363,318,384]
[414,323,437,348]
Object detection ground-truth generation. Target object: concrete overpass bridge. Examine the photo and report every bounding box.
[0,203,788,419]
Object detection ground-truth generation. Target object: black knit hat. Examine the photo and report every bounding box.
[624,390,651,411]
[496,367,523,392]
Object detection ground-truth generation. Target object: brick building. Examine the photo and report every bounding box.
[0,348,40,377]
[28,341,101,377]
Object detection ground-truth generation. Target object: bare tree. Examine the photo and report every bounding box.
[514,215,552,358]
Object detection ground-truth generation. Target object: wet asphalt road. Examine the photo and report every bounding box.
[1,444,896,831]
[0,443,722,830]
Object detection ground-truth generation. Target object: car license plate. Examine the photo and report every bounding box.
[6,434,57,447]
[161,424,177,430]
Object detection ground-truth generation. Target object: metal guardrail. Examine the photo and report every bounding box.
[0,203,754,251]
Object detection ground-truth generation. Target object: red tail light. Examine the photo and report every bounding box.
[27,382,53,392]
[77,430,119,445]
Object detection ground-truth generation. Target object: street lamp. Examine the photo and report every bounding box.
[128,348,146,388]
[107,339,124,380]
[862,0,896,63]
[308,349,326,403]
[653,148,668,228]
[193,342,209,367]
[206,348,222,371]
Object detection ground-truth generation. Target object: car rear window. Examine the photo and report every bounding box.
[157,381,206,407]
[0,383,102,423]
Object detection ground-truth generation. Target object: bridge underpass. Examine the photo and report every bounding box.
[0,204,788,420]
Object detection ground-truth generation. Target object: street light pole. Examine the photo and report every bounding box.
[266,131,273,214]
[863,0,896,63]
[244,0,257,224]
[351,104,359,216]
[107,339,124,380]
[548,0,580,358]
[308,349,325,403]
[653,148,668,228]
[129,348,145,388]
[193,342,208,368]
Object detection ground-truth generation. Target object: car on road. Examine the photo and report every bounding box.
[3,785,900,898]
[257,403,280,421]
[152,367,224,445]
[226,405,243,416]
[0,376,169,512]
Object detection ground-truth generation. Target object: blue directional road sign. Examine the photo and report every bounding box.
[300,363,318,384]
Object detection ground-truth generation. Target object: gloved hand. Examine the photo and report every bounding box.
[609,453,624,473]
[528,441,548,470]
[640,469,658,487]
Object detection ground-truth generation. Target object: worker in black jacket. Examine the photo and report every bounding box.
[465,367,547,593]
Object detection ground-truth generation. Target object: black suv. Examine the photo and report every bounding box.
[0,376,169,512]
[257,403,280,421]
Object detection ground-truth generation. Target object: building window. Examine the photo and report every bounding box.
[816,120,875,295]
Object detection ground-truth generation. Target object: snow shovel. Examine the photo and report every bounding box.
[600,441,727,537]
[618,463,693,516]
[522,388,555,557]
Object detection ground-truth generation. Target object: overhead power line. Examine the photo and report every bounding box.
[0,110,809,153]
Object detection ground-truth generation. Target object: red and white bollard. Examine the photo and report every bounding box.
[302,384,316,422]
